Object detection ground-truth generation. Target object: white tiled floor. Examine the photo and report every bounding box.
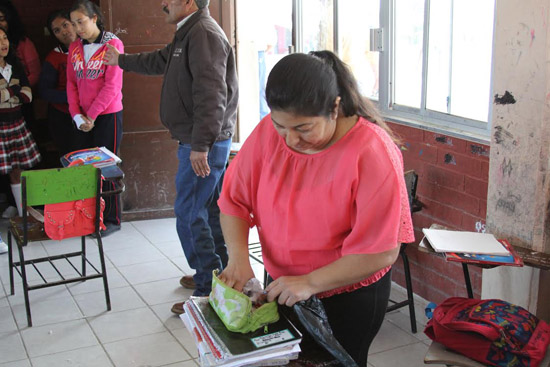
[0,218,443,367]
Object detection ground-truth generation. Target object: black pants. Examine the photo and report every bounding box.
[74,111,123,226]
[320,269,392,366]
[48,107,79,158]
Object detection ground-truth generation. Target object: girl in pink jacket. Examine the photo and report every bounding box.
[67,0,124,237]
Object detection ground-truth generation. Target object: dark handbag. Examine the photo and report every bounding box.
[44,197,106,240]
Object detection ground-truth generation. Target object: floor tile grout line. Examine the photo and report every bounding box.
[1,218,433,367]
[85,222,194,365]
[0,269,34,365]
[368,339,430,356]
[122,221,204,363]
[0,247,40,363]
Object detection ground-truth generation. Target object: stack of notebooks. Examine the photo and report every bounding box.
[181,296,302,367]
[421,228,523,267]
[61,146,122,168]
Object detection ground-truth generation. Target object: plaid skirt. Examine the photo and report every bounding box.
[0,110,41,174]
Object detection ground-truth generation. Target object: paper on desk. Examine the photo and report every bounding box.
[422,228,510,256]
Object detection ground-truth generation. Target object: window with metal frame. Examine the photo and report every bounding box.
[296,0,496,141]
[379,0,496,140]
[236,0,496,143]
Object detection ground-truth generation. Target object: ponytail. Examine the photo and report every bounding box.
[309,50,398,142]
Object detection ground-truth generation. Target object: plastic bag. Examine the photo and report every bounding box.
[293,296,358,367]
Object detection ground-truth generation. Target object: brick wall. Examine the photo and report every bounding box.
[388,122,490,303]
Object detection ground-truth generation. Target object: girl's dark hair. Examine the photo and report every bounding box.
[70,0,105,32]
[0,26,26,80]
[266,50,396,140]
[0,1,26,46]
[46,9,70,36]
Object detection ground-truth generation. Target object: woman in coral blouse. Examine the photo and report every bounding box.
[218,51,414,366]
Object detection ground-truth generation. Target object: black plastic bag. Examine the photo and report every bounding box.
[293,296,359,367]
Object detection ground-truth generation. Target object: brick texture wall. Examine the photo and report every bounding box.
[388,122,490,303]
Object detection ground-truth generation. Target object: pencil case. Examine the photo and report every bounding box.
[209,269,279,334]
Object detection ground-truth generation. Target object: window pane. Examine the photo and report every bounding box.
[426,0,452,114]
[338,0,380,100]
[302,0,333,53]
[450,0,495,122]
[236,0,293,140]
[394,0,425,108]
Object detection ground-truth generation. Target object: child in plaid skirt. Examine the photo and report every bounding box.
[0,26,41,218]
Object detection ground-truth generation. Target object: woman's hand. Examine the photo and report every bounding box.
[79,116,95,132]
[218,261,255,292]
[265,274,317,307]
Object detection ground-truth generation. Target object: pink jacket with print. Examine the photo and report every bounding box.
[67,32,124,120]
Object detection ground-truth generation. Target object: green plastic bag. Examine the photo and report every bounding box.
[209,269,279,334]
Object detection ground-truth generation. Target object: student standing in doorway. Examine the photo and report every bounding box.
[67,0,124,237]
[39,9,78,157]
[0,25,41,252]
[0,1,40,87]
[0,0,41,219]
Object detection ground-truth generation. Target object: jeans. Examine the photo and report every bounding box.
[175,139,231,296]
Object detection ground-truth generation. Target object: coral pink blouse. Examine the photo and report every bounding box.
[218,115,414,297]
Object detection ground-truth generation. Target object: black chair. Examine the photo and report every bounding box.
[386,170,422,333]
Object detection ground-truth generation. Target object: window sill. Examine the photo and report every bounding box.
[382,113,491,146]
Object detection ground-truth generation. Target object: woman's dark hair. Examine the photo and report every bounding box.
[70,0,105,32]
[0,26,26,80]
[266,53,338,118]
[0,1,26,46]
[266,50,396,140]
[46,9,71,36]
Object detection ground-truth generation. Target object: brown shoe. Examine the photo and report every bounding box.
[171,301,186,315]
[180,275,196,289]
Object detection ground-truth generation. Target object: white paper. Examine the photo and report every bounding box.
[422,229,510,255]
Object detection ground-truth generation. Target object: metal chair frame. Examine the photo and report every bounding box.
[386,170,422,333]
[7,166,111,327]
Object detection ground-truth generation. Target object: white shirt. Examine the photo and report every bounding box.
[83,43,102,64]
[0,63,12,83]
[177,10,197,30]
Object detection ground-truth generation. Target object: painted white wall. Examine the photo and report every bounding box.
[482,267,540,311]
[484,0,550,313]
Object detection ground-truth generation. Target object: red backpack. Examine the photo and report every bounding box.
[424,297,550,367]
